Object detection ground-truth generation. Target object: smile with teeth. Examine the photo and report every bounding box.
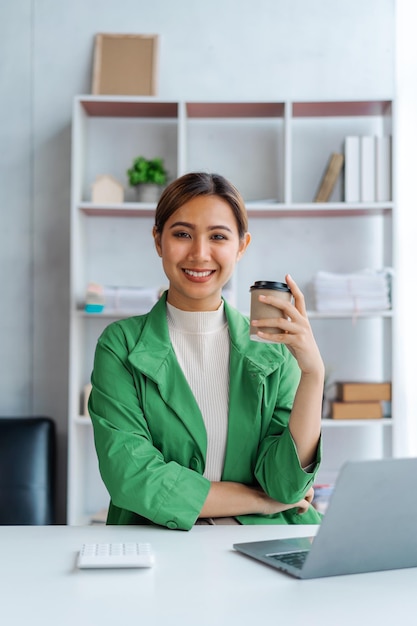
[183,269,214,277]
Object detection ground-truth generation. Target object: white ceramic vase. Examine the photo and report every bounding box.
[135,183,163,203]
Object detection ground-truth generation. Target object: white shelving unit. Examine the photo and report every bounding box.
[68,96,396,524]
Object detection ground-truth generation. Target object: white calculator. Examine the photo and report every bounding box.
[77,542,155,569]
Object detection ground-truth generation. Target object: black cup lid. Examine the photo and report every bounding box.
[249,280,291,292]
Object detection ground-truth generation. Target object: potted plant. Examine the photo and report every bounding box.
[127,156,168,202]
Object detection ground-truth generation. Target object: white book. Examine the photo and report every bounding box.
[360,136,376,202]
[344,136,360,202]
[375,135,392,202]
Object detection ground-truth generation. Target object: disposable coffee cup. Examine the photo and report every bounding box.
[249,280,292,343]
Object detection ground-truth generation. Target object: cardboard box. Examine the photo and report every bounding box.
[331,401,383,420]
[92,33,159,95]
[336,382,391,402]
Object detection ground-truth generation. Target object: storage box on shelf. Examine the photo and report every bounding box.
[68,96,395,524]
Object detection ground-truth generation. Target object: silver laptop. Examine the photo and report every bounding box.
[233,457,417,579]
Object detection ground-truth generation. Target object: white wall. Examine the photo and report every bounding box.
[394,0,417,456]
[0,0,395,522]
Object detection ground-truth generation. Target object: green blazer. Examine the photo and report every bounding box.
[89,293,322,530]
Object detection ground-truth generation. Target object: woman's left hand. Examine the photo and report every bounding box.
[297,486,315,514]
[250,274,324,376]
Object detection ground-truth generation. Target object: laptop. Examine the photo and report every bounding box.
[233,457,417,579]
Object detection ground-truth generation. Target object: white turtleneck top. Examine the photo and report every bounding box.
[166,301,230,481]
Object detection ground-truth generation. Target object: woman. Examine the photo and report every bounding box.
[89,172,325,529]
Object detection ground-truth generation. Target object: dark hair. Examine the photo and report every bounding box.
[154,172,248,239]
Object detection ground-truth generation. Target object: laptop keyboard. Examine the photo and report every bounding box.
[268,550,309,570]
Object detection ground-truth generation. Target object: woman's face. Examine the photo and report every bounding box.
[153,195,250,311]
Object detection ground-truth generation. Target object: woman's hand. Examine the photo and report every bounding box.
[251,274,324,467]
[250,274,324,377]
[257,485,314,515]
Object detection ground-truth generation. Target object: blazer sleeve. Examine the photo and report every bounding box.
[88,323,210,531]
[253,348,322,504]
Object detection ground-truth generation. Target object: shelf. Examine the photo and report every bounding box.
[78,96,179,118]
[308,310,393,319]
[321,418,392,428]
[76,310,139,320]
[68,96,395,525]
[292,100,392,118]
[77,97,391,120]
[79,202,156,217]
[79,201,393,219]
[246,203,393,218]
[186,101,285,118]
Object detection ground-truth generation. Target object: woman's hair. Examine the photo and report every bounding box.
[154,172,248,239]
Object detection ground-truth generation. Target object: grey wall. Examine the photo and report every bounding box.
[0,0,395,523]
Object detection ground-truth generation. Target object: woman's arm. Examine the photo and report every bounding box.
[200,482,314,518]
[250,273,325,468]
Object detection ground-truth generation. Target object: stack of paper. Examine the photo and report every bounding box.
[312,269,392,312]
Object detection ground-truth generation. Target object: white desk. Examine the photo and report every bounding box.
[1,524,415,626]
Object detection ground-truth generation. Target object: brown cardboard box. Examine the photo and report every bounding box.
[92,34,159,95]
[331,401,383,420]
[336,381,391,402]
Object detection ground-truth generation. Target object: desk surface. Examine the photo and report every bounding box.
[1,524,416,626]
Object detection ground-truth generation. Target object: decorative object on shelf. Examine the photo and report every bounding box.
[92,33,159,96]
[91,174,124,204]
[85,283,105,313]
[314,153,344,202]
[84,283,161,315]
[127,156,168,202]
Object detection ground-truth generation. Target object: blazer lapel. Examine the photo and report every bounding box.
[127,295,208,457]
[221,301,283,479]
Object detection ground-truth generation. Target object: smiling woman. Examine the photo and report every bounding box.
[152,193,250,311]
[89,172,325,530]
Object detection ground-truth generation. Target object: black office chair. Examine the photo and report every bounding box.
[0,416,56,524]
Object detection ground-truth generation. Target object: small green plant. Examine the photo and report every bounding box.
[127,156,168,187]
